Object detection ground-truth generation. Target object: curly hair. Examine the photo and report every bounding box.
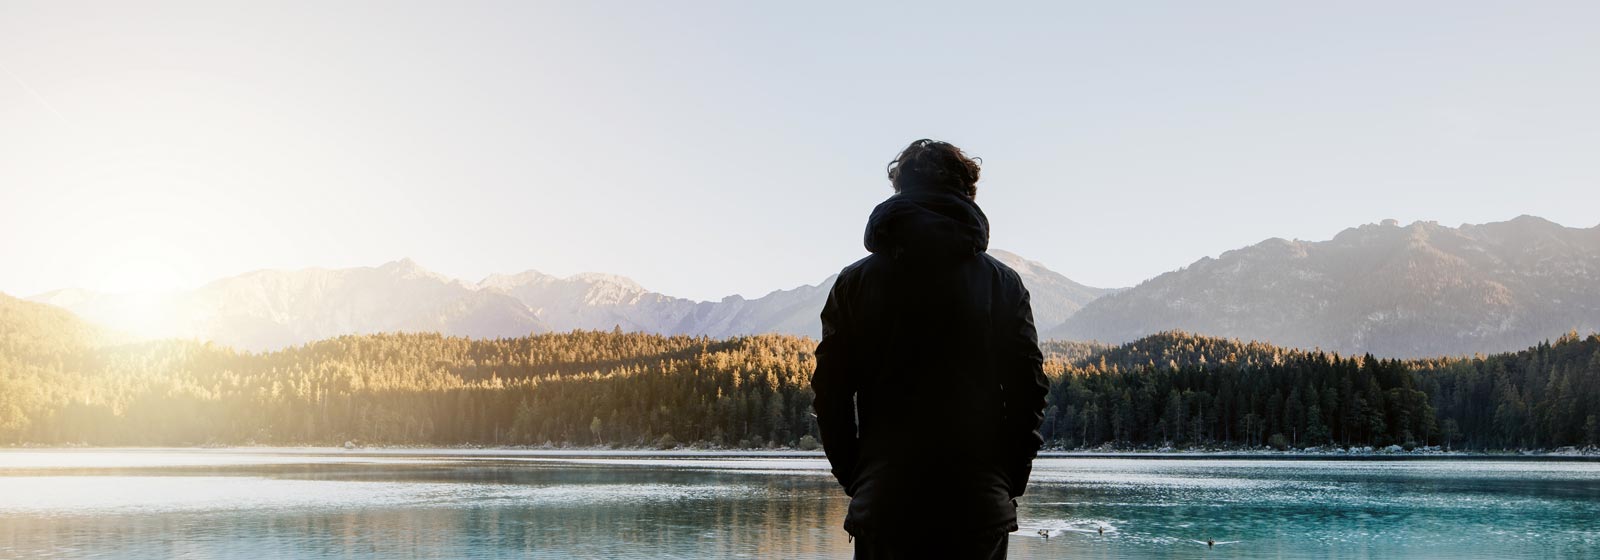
[886,139,981,198]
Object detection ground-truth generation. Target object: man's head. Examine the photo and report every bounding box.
[886,139,981,198]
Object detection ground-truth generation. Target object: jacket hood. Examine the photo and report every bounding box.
[864,190,990,259]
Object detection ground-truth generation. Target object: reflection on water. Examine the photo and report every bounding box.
[1,451,1598,559]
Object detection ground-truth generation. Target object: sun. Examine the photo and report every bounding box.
[79,237,199,340]
[102,259,187,294]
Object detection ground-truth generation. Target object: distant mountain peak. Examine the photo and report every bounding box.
[567,272,646,293]
[1220,237,1308,261]
[379,256,422,268]
[476,270,648,307]
[990,249,1054,277]
[1507,214,1557,225]
[378,257,441,278]
[28,287,100,308]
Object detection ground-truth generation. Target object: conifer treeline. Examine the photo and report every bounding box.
[3,295,1598,449]
[1041,332,1600,450]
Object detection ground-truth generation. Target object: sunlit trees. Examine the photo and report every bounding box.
[3,293,1598,451]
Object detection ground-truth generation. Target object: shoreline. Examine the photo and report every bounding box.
[4,445,1599,461]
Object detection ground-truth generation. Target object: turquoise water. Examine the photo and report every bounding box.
[1,450,1597,558]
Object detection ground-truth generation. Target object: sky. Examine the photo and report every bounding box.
[2,1,1597,301]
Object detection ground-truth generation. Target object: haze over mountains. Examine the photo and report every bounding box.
[27,250,1107,352]
[22,216,1600,358]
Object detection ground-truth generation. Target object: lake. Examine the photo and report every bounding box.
[1,449,1597,559]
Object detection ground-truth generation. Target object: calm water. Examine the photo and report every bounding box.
[1,449,1598,559]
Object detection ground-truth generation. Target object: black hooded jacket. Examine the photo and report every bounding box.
[811,189,1050,538]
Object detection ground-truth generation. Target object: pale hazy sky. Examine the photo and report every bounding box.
[3,1,1597,301]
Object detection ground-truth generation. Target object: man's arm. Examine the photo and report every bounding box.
[1001,286,1049,498]
[811,281,860,494]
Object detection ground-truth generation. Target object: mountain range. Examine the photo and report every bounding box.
[27,250,1108,352]
[1053,216,1600,357]
[22,216,1600,357]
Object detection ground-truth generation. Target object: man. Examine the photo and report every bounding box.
[811,139,1050,559]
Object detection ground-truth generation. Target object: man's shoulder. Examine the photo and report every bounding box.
[833,255,878,284]
[979,252,1027,289]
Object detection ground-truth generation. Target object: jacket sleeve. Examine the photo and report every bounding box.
[1001,285,1049,498]
[811,279,860,494]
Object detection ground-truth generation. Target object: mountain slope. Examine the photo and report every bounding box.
[990,249,1116,328]
[1052,216,1600,357]
[0,292,103,359]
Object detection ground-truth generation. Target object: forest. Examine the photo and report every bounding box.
[3,294,1598,450]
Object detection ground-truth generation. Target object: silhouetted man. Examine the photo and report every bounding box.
[812,139,1049,559]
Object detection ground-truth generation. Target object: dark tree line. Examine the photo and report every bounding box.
[3,294,1598,450]
[1040,331,1600,451]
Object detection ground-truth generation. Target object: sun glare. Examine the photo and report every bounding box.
[96,238,194,295]
[82,237,198,339]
